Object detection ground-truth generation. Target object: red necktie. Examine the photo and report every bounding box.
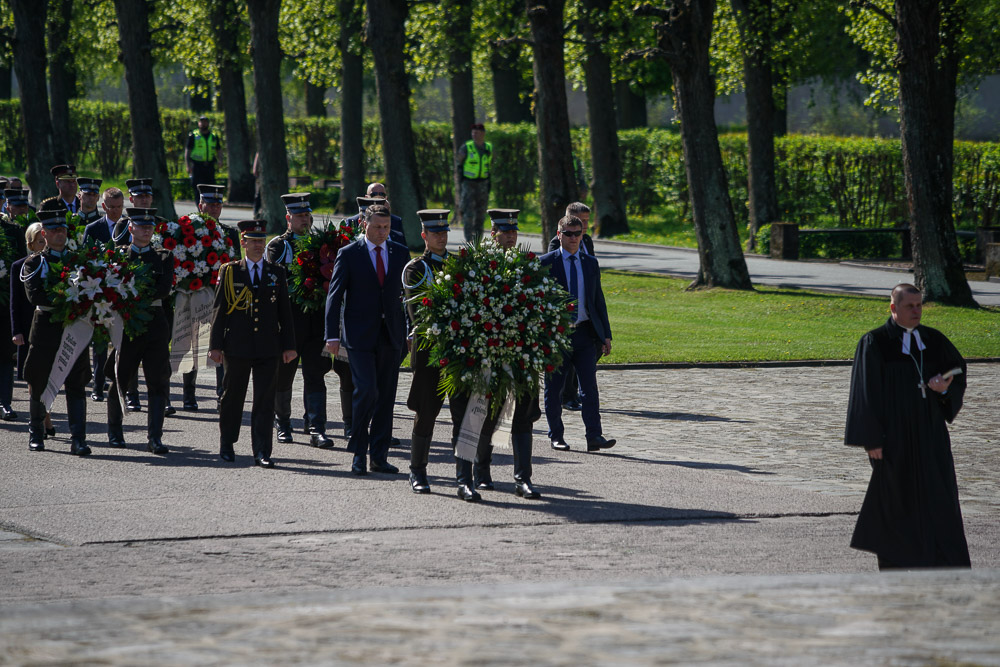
[375,246,385,287]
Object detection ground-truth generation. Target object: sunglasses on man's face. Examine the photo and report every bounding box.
[370,192,387,198]
[560,230,583,237]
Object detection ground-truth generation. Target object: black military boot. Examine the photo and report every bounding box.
[28,398,46,452]
[66,397,91,456]
[182,371,199,410]
[306,392,333,448]
[409,434,432,494]
[146,395,169,454]
[107,389,127,448]
[274,390,293,443]
[512,433,540,499]
[474,443,495,491]
[456,457,481,502]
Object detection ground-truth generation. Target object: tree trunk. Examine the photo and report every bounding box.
[210,0,255,203]
[490,0,533,125]
[305,80,327,117]
[652,0,752,289]
[526,0,576,242]
[115,0,176,220]
[615,80,647,129]
[366,0,425,247]
[10,0,56,203]
[580,0,629,237]
[336,0,365,214]
[46,0,74,164]
[189,76,213,113]
[731,0,779,252]
[895,0,974,305]
[0,61,11,99]
[246,0,289,233]
[445,0,475,228]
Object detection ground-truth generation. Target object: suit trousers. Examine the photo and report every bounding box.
[346,323,400,463]
[544,323,602,441]
[220,354,279,459]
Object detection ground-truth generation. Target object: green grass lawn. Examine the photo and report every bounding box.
[602,270,1000,363]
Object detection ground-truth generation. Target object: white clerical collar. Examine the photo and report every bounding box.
[902,327,926,355]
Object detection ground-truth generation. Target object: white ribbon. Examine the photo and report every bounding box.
[42,312,122,411]
[456,391,515,462]
[169,288,218,374]
[902,329,926,355]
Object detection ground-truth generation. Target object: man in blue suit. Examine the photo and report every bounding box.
[541,215,617,453]
[325,203,409,475]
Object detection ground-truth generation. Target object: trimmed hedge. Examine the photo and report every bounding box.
[1,100,998,231]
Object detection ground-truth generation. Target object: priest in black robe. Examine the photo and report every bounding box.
[845,283,970,570]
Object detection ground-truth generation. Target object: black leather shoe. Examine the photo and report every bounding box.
[343,424,353,439]
[108,432,127,449]
[45,426,57,438]
[90,391,105,402]
[563,398,583,411]
[70,439,92,456]
[351,462,367,476]
[220,449,235,462]
[126,397,142,412]
[183,400,199,411]
[310,432,335,449]
[147,439,169,455]
[409,472,431,494]
[164,404,177,416]
[550,439,570,451]
[255,456,275,468]
[457,485,482,502]
[1,405,17,421]
[275,421,293,444]
[586,435,617,452]
[515,480,541,499]
[370,460,399,474]
[475,478,495,491]
[29,440,45,452]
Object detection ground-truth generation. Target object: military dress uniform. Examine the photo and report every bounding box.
[266,193,333,448]
[210,220,296,466]
[38,164,80,215]
[21,210,92,455]
[76,177,103,226]
[404,210,466,494]
[105,209,174,454]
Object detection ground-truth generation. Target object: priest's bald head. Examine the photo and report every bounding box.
[890,283,922,329]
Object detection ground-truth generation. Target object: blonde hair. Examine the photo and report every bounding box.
[25,221,44,245]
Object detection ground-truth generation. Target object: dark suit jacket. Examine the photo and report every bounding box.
[540,248,612,342]
[324,237,408,351]
[547,233,595,256]
[83,216,117,244]
[210,259,295,358]
[344,213,407,246]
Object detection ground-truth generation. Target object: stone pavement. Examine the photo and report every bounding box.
[1,364,999,663]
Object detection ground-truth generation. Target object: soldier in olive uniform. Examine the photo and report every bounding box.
[21,209,92,455]
[403,209,462,494]
[105,209,174,454]
[209,220,297,467]
[38,165,80,214]
[266,193,334,448]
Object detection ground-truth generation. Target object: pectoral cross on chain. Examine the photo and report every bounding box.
[918,381,926,399]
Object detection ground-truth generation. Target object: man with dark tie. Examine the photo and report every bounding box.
[104,209,174,454]
[38,165,80,214]
[325,203,408,476]
[541,215,617,453]
[76,178,103,225]
[209,220,297,467]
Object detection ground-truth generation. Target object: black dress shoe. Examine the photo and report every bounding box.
[514,480,541,499]
[550,439,570,451]
[45,425,57,438]
[1,405,17,421]
[456,485,482,502]
[370,460,399,474]
[147,440,169,455]
[275,422,293,444]
[126,398,142,412]
[343,424,353,439]
[563,398,583,411]
[70,439,92,456]
[351,463,367,476]
[220,449,235,462]
[476,478,495,491]
[255,456,275,468]
[183,400,199,411]
[164,404,177,416]
[586,434,617,452]
[409,472,431,494]
[310,432,335,449]
[90,391,105,402]
[28,440,45,452]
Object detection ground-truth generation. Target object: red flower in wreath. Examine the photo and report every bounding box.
[162,237,178,251]
[201,236,213,248]
[182,236,197,248]
[188,278,203,291]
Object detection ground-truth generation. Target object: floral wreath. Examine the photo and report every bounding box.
[287,218,356,313]
[155,213,233,292]
[409,240,575,414]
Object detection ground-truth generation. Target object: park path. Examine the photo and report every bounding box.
[176,201,1000,306]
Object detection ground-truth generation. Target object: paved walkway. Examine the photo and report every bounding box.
[176,201,1000,305]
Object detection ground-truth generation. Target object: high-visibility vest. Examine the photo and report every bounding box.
[190,132,220,162]
[462,140,492,179]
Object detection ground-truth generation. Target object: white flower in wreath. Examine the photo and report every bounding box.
[80,274,104,300]
[172,245,188,259]
[213,238,225,250]
[66,238,78,251]
[195,227,208,238]
[428,323,441,336]
[65,281,82,303]
[194,260,209,275]
[467,270,476,278]
[167,222,180,233]
[92,299,114,322]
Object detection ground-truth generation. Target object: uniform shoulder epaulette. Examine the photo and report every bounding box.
[38,196,62,211]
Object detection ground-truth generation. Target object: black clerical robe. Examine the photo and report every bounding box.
[845,316,970,568]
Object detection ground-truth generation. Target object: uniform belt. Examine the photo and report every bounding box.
[35,306,53,312]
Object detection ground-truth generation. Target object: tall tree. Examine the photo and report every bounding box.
[337,0,365,213]
[632,0,752,289]
[246,0,289,232]
[46,0,75,164]
[486,0,533,123]
[9,0,56,203]
[304,80,327,117]
[444,0,475,227]
[114,0,176,220]
[366,0,425,247]
[578,0,629,237]
[525,0,576,242]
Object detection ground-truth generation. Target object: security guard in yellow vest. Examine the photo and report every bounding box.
[455,123,492,242]
[184,115,222,195]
